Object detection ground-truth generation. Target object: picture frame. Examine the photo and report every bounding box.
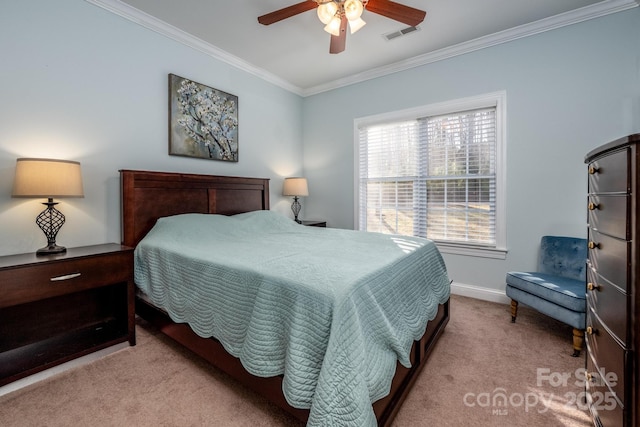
[168,73,238,162]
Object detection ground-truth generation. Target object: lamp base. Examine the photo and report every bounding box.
[291,196,302,224]
[37,244,67,256]
[35,198,67,256]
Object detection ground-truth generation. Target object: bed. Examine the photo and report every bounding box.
[120,169,450,426]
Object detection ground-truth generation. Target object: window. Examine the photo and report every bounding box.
[355,92,506,258]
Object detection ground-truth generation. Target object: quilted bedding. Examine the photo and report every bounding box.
[134,211,450,426]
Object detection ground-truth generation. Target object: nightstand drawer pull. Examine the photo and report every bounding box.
[50,272,82,282]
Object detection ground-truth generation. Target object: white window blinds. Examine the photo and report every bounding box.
[358,107,498,247]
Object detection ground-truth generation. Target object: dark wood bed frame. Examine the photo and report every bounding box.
[120,169,449,426]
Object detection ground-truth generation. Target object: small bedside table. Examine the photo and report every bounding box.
[0,243,135,386]
[301,220,327,227]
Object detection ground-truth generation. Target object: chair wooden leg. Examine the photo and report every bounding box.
[572,328,584,357]
[510,299,518,323]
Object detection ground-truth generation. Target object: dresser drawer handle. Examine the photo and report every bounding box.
[588,166,599,175]
[586,326,597,335]
[588,241,600,249]
[588,202,599,210]
[50,272,82,282]
[587,282,601,291]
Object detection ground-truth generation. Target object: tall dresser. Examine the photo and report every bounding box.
[585,134,640,427]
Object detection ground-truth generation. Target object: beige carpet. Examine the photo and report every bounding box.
[0,295,592,426]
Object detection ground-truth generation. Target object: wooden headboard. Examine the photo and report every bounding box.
[120,170,270,247]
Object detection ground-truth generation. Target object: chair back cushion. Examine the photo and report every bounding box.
[538,236,587,281]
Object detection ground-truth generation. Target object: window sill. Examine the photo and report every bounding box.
[434,242,507,259]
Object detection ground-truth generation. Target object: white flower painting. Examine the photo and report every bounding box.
[169,74,238,162]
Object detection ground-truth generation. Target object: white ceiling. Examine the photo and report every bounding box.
[88,0,638,95]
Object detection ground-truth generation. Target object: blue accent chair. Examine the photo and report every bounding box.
[506,236,587,357]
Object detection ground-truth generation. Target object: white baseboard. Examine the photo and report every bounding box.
[451,281,510,305]
[0,342,129,398]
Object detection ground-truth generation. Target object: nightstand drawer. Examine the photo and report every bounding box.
[0,251,132,308]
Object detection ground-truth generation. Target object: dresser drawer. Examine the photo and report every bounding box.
[586,351,624,427]
[586,306,626,402]
[587,230,629,292]
[587,267,627,343]
[588,148,628,194]
[587,194,628,240]
[0,251,132,308]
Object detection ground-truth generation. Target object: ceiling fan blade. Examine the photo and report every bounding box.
[365,0,426,27]
[329,15,348,54]
[258,1,318,25]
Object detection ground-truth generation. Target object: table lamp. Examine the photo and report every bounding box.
[12,158,84,255]
[283,177,308,224]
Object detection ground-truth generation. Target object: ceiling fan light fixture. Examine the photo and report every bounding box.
[343,0,364,21]
[317,2,339,25]
[257,0,426,54]
[324,15,342,36]
[348,17,366,34]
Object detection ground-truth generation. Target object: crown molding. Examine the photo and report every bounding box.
[86,0,638,98]
[85,0,305,96]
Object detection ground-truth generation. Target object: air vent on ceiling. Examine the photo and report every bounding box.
[383,25,420,41]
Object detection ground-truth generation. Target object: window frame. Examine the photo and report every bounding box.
[353,91,507,259]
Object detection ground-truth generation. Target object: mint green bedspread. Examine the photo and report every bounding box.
[134,211,450,426]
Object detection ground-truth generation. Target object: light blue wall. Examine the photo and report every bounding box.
[0,0,304,256]
[302,9,640,296]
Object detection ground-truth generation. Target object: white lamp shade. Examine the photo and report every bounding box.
[348,17,366,34]
[283,177,309,197]
[324,16,342,36]
[317,1,338,25]
[344,0,364,21]
[12,158,84,198]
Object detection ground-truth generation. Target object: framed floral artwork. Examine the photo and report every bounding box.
[168,74,238,162]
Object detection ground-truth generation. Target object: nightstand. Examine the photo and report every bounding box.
[0,243,135,386]
[301,220,327,227]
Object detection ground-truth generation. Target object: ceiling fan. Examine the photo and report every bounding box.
[258,0,426,54]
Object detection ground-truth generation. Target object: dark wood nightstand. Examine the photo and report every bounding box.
[301,220,327,227]
[0,243,135,386]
